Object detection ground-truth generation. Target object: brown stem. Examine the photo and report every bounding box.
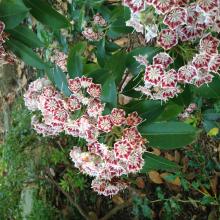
[45,169,91,220]
[118,71,129,93]
[98,200,132,220]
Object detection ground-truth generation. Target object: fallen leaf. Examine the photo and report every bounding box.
[207,128,219,137]
[114,37,129,47]
[88,212,98,220]
[152,148,161,156]
[136,177,145,189]
[174,150,181,163]
[148,171,163,184]
[165,153,175,161]
[200,186,210,196]
[210,176,218,196]
[182,157,189,173]
[208,209,218,220]
[112,195,124,205]
[160,173,181,186]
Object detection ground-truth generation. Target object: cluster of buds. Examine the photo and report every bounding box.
[179,103,197,120]
[82,13,107,41]
[24,76,146,196]
[93,13,107,27]
[124,0,220,48]
[51,51,68,72]
[0,21,15,64]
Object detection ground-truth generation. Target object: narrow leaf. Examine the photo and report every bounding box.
[141,153,180,173]
[67,42,87,78]
[101,77,117,107]
[8,25,44,48]
[0,0,29,29]
[46,66,71,96]
[6,39,47,69]
[23,0,69,29]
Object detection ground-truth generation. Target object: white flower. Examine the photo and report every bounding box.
[145,24,158,42]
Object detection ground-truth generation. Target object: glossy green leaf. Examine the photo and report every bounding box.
[108,18,133,38]
[101,77,117,107]
[8,25,44,48]
[87,68,110,84]
[157,102,184,121]
[6,39,47,69]
[0,0,29,29]
[83,63,100,75]
[141,153,180,173]
[96,39,106,67]
[23,0,70,29]
[173,85,193,106]
[46,66,71,96]
[193,76,220,99]
[123,100,164,122]
[105,51,127,85]
[67,42,87,78]
[139,121,198,149]
[107,6,132,38]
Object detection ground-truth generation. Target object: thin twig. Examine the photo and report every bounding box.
[118,71,130,93]
[45,169,91,220]
[99,200,132,220]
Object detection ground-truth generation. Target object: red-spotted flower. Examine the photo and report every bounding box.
[157,29,178,50]
[145,64,165,85]
[163,7,187,29]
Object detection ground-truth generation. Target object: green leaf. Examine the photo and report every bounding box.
[96,38,106,67]
[105,51,127,85]
[105,41,121,52]
[83,63,100,74]
[67,42,87,78]
[6,39,47,69]
[157,101,184,121]
[173,85,192,106]
[193,76,220,99]
[141,153,180,173]
[107,6,132,38]
[23,0,70,29]
[108,18,133,38]
[126,47,161,75]
[123,100,164,122]
[0,0,29,29]
[101,77,117,107]
[122,73,143,98]
[87,68,110,84]
[207,127,219,137]
[139,121,198,149]
[7,25,44,48]
[46,66,71,96]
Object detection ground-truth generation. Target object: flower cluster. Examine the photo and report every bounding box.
[70,109,146,196]
[179,103,197,120]
[135,53,182,101]
[178,33,220,87]
[82,14,106,41]
[51,51,68,72]
[24,76,146,196]
[123,1,220,101]
[135,35,220,101]
[0,21,15,64]
[124,0,220,48]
